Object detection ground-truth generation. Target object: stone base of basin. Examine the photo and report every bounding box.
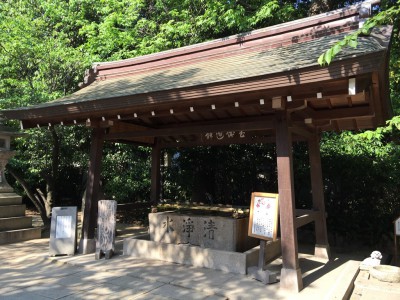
[149,211,258,252]
[370,265,400,283]
[123,234,279,275]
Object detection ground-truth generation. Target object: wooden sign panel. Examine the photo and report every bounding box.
[96,200,117,259]
[248,192,279,241]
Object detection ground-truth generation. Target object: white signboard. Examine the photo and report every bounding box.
[56,215,72,239]
[248,192,279,241]
[49,206,77,256]
[396,217,400,236]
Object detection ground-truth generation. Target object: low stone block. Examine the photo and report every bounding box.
[0,216,32,231]
[0,204,26,218]
[0,227,41,245]
[0,193,22,206]
[123,235,258,275]
[248,266,278,284]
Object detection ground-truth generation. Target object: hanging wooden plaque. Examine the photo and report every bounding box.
[248,192,279,241]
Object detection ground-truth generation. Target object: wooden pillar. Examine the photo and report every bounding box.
[150,139,161,206]
[79,126,105,254]
[308,136,331,260]
[275,112,303,292]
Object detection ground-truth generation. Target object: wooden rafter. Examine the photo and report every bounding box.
[106,120,274,140]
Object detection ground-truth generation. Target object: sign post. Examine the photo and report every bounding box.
[394,217,400,266]
[248,192,280,284]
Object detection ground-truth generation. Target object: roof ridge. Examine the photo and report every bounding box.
[93,1,377,69]
[96,22,360,81]
[78,0,379,88]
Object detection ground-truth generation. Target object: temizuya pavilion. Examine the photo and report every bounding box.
[1,0,393,292]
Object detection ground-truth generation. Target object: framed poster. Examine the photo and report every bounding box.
[248,192,279,241]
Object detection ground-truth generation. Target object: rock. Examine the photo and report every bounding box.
[370,265,400,283]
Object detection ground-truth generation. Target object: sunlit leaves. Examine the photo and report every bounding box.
[318,0,400,66]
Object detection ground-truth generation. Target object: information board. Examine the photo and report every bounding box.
[55,215,73,238]
[248,192,279,241]
[396,217,400,236]
[49,206,77,256]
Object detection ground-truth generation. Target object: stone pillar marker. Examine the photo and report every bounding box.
[96,200,117,259]
[0,125,41,245]
[0,126,19,193]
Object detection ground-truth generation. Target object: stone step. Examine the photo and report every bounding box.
[0,193,22,205]
[0,204,26,218]
[0,216,33,231]
[0,227,42,245]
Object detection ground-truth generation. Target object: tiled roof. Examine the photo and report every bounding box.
[13,28,389,111]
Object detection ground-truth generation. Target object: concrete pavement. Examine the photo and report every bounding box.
[0,237,366,300]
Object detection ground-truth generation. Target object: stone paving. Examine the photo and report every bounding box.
[0,237,367,300]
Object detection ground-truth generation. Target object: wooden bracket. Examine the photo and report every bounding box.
[287,100,308,114]
[272,96,285,110]
[86,119,114,128]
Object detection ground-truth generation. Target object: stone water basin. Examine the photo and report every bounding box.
[149,210,258,252]
[370,265,400,283]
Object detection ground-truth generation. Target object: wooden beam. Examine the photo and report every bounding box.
[85,119,114,128]
[294,209,319,228]
[309,105,371,121]
[160,132,276,148]
[287,100,308,113]
[106,119,275,140]
[289,126,314,140]
[275,111,303,292]
[80,126,105,254]
[308,136,330,259]
[109,121,155,144]
[150,139,161,206]
[371,72,382,126]
[120,100,274,121]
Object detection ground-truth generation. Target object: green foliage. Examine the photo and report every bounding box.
[320,118,400,245]
[101,143,151,202]
[315,1,400,245]
[9,126,90,205]
[318,0,400,66]
[163,144,277,205]
[0,1,89,109]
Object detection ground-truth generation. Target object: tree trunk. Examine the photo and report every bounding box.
[49,126,60,205]
[36,188,52,219]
